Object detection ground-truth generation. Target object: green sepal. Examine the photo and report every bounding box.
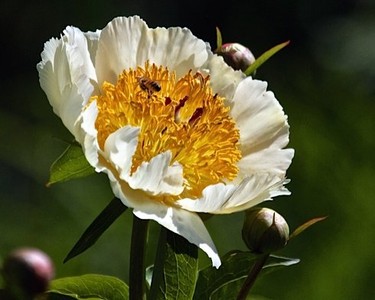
[193,250,299,300]
[44,274,129,300]
[47,142,95,186]
[149,228,199,300]
[215,27,223,51]
[244,40,290,76]
[289,216,327,240]
[64,198,127,263]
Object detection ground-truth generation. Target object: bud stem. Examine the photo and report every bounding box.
[236,253,269,300]
[129,216,149,300]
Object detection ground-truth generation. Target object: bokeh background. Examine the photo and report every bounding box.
[1,0,374,299]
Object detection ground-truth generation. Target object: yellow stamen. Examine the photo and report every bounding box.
[90,61,241,202]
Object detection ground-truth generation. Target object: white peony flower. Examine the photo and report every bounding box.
[37,16,294,268]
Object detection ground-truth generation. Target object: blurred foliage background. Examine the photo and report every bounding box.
[0,0,374,299]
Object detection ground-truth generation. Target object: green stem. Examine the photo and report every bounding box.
[236,253,269,300]
[129,216,149,300]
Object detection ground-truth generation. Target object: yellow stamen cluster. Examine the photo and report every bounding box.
[90,61,241,201]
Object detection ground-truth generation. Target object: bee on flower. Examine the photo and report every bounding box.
[136,76,162,95]
[37,16,294,268]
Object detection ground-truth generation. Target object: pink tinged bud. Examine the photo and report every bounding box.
[242,207,290,254]
[216,43,256,72]
[2,248,54,297]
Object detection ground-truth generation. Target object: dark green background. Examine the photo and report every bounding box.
[1,0,374,299]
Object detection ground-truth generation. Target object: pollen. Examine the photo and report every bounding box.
[90,61,241,201]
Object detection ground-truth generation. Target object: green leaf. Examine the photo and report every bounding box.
[244,40,290,76]
[149,228,199,300]
[48,142,95,186]
[193,251,299,300]
[289,216,327,240]
[45,274,129,300]
[261,254,300,274]
[64,198,127,263]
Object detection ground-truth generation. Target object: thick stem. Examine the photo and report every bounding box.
[236,253,269,300]
[129,216,149,300]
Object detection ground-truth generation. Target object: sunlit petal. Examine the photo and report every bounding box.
[178,173,289,214]
[230,77,291,155]
[238,148,294,177]
[37,26,97,140]
[95,16,209,85]
[134,205,220,268]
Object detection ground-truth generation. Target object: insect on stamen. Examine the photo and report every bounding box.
[136,76,161,96]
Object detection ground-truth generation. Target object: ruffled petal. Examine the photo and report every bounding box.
[103,127,184,196]
[81,101,100,169]
[127,152,184,196]
[83,30,101,68]
[220,174,290,213]
[133,205,221,268]
[61,27,98,95]
[238,148,294,178]
[104,126,140,176]
[37,26,98,141]
[177,183,237,213]
[178,173,289,214]
[224,177,291,213]
[105,176,221,267]
[203,54,245,101]
[95,16,210,85]
[229,77,291,156]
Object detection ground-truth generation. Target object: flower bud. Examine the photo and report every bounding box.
[216,43,255,72]
[2,248,54,298]
[242,207,289,254]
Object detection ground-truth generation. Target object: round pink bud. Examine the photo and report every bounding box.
[2,247,54,297]
[216,43,255,72]
[242,207,289,254]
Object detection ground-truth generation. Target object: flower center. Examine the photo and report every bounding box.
[91,62,241,201]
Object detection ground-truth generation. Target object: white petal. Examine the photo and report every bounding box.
[60,84,89,141]
[62,27,98,97]
[81,101,100,168]
[37,26,97,140]
[103,127,184,196]
[238,148,294,178]
[226,177,291,213]
[107,177,220,267]
[177,183,237,213]
[203,54,245,100]
[83,30,101,67]
[128,152,184,196]
[95,16,210,85]
[178,173,289,214]
[230,77,290,156]
[134,205,221,268]
[220,174,290,213]
[38,37,74,133]
[104,126,140,176]
[144,26,210,77]
[95,16,147,84]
